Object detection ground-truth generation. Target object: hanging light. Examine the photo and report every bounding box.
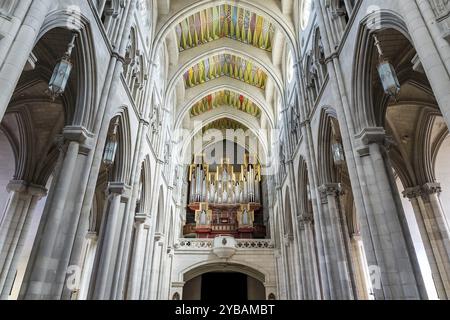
[374,34,401,98]
[103,119,120,166]
[47,33,78,101]
[332,142,345,165]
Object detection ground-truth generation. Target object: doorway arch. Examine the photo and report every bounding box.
[181,262,267,301]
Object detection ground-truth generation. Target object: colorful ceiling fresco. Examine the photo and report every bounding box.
[176,5,275,52]
[183,54,268,89]
[190,90,262,118]
[202,118,249,133]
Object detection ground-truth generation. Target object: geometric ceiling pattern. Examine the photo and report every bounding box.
[183,53,268,89]
[176,5,275,52]
[190,90,261,118]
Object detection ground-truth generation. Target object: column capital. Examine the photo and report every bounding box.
[356,127,386,145]
[107,182,129,195]
[298,215,313,229]
[283,234,293,246]
[6,180,28,193]
[355,127,395,156]
[62,126,94,153]
[318,183,342,197]
[422,182,442,195]
[135,212,151,228]
[403,186,423,199]
[6,180,47,197]
[27,183,48,197]
[63,126,93,143]
[86,231,98,240]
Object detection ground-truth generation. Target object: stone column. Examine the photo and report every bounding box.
[19,131,91,300]
[91,182,126,300]
[148,234,164,300]
[294,217,308,299]
[318,183,354,300]
[297,215,321,300]
[126,213,150,299]
[316,0,427,299]
[349,234,371,300]
[139,221,154,299]
[77,231,98,300]
[403,183,450,299]
[355,128,426,300]
[0,181,46,299]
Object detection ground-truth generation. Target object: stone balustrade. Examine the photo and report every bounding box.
[174,238,274,250]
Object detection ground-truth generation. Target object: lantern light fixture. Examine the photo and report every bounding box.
[103,118,120,166]
[46,33,78,101]
[332,142,345,165]
[373,34,401,98]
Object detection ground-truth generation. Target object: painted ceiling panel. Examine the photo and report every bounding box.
[183,54,267,89]
[190,90,261,118]
[176,5,275,52]
[202,118,249,133]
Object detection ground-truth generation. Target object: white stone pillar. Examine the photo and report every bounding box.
[92,182,126,300]
[318,183,354,300]
[297,216,319,300]
[139,222,154,299]
[148,234,164,300]
[355,128,426,299]
[403,183,450,299]
[19,138,83,300]
[0,181,46,299]
[126,213,150,299]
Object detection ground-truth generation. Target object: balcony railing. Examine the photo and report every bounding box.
[174,238,274,250]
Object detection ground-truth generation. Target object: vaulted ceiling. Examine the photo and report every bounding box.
[154,0,298,161]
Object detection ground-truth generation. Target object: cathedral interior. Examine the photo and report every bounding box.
[1,0,450,300]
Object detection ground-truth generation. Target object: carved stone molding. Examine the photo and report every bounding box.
[423,182,442,195]
[403,183,442,200]
[6,180,47,197]
[402,186,422,199]
[107,182,129,196]
[319,183,342,197]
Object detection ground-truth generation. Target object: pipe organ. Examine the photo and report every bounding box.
[184,157,265,239]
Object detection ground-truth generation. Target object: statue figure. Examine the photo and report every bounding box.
[242,209,249,225]
[199,210,207,225]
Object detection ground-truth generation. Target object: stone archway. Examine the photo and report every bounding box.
[181,262,266,301]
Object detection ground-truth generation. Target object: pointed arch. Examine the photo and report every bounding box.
[110,107,132,184]
[38,10,98,132]
[351,10,411,134]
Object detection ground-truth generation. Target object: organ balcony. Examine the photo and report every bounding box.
[184,156,266,239]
